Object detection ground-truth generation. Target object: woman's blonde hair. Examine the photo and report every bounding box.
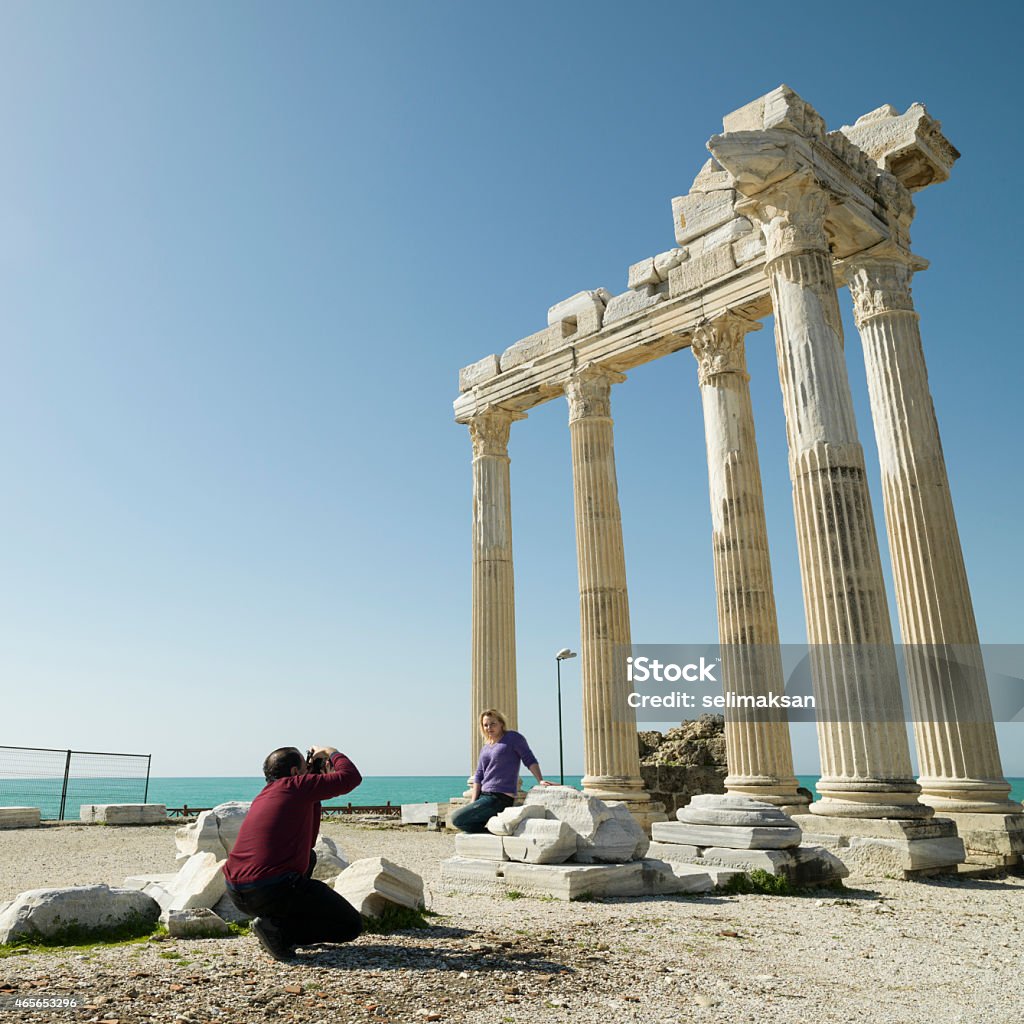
[479,708,507,741]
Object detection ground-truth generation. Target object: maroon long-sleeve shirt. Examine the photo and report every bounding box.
[225,751,361,887]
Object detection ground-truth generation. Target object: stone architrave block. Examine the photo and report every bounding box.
[80,804,167,825]
[145,851,226,918]
[175,810,226,863]
[677,794,795,828]
[401,802,441,825]
[211,802,250,855]
[165,907,231,939]
[485,802,547,836]
[652,820,801,850]
[0,886,160,945]
[547,289,611,328]
[627,257,659,290]
[602,288,664,326]
[312,834,349,880]
[698,847,796,876]
[333,856,424,917]
[721,85,826,140]
[459,354,501,393]
[455,833,508,861]
[733,231,766,266]
[500,326,564,372]
[503,819,576,865]
[524,786,611,841]
[667,245,736,299]
[0,808,41,829]
[672,190,736,246]
[701,217,754,252]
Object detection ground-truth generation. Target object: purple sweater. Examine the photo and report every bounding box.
[473,730,538,795]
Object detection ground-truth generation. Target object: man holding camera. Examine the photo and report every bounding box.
[225,744,362,961]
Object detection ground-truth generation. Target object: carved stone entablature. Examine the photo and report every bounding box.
[735,172,830,264]
[691,312,763,385]
[469,407,527,459]
[564,366,627,423]
[845,245,929,328]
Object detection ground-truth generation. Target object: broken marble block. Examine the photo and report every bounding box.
[0,886,160,945]
[175,810,226,862]
[145,851,227,920]
[333,857,424,917]
[165,907,230,939]
[312,834,349,880]
[503,818,576,865]
[210,802,250,855]
[523,786,611,841]
[485,802,547,836]
[79,804,167,825]
[576,804,649,864]
[455,833,508,860]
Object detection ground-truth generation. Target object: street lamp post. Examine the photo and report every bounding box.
[555,648,577,786]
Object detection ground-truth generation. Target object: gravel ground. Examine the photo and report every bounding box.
[1,821,1022,1024]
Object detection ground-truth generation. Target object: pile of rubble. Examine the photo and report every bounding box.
[0,803,426,946]
[638,715,729,814]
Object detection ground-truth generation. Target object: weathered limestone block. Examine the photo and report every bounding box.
[844,835,966,877]
[165,907,230,939]
[653,248,687,280]
[401,802,442,825]
[503,819,576,865]
[122,872,178,891]
[942,813,1024,858]
[333,856,424,916]
[701,217,753,252]
[524,787,611,840]
[0,807,40,829]
[790,814,956,841]
[677,794,795,828]
[698,847,796,875]
[608,803,649,857]
[641,859,717,894]
[627,257,659,290]
[80,804,167,825]
[790,846,850,887]
[547,288,611,328]
[667,245,736,297]
[211,802,250,855]
[690,158,732,194]
[575,819,640,864]
[0,886,160,945]
[732,230,766,266]
[439,856,508,895]
[500,325,565,371]
[312,834,349,880]
[721,84,826,140]
[603,287,664,325]
[175,810,226,862]
[144,851,226,918]
[459,354,501,392]
[839,103,959,190]
[502,860,643,900]
[652,821,801,850]
[672,191,737,246]
[485,802,547,836]
[645,841,702,863]
[455,833,508,860]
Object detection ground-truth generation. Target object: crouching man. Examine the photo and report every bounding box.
[225,745,362,961]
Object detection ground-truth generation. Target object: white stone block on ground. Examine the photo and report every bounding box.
[175,810,226,862]
[640,859,716,895]
[846,835,965,876]
[333,856,424,917]
[312,834,349,880]
[524,787,611,841]
[122,872,178,891]
[0,808,41,829]
[0,886,160,945]
[485,802,547,836]
[699,847,796,875]
[790,846,849,887]
[211,802,250,855]
[502,861,644,900]
[652,820,801,850]
[455,833,508,861]
[575,818,642,865]
[607,803,649,857]
[439,856,508,896]
[146,851,226,918]
[401,802,441,825]
[678,794,795,828]
[646,841,702,862]
[166,907,230,939]
[79,804,167,825]
[503,819,576,865]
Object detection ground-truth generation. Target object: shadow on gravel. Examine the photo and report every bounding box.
[298,943,573,975]
[914,874,1022,892]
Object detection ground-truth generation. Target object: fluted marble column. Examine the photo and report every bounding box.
[847,247,1019,814]
[744,172,928,819]
[565,366,650,803]
[469,407,525,770]
[691,311,805,810]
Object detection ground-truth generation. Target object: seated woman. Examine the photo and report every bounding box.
[450,708,552,833]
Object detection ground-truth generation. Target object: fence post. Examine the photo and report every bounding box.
[144,754,152,803]
[58,750,72,821]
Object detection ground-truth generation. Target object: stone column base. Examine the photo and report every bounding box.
[936,812,1024,867]
[791,814,965,879]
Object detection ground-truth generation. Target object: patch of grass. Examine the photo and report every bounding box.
[720,869,794,896]
[360,904,434,934]
[504,890,524,901]
[569,891,597,903]
[227,921,251,937]
[158,950,183,959]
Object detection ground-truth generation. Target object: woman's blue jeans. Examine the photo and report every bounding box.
[450,792,515,833]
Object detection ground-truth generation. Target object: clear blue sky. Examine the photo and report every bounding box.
[1,2,1021,778]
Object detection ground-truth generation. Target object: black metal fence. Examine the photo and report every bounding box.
[0,745,152,821]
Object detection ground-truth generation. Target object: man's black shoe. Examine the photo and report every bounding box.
[251,917,293,961]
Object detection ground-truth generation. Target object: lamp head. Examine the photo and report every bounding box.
[556,648,577,660]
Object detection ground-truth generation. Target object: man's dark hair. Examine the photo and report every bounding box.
[263,746,305,782]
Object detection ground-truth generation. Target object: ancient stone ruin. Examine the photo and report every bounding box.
[455,85,1023,875]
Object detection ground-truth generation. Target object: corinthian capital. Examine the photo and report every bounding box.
[737,172,830,264]
[844,244,929,329]
[564,365,627,423]
[468,407,526,459]
[691,312,763,386]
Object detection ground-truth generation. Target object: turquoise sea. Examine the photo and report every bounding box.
[2,774,1023,820]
